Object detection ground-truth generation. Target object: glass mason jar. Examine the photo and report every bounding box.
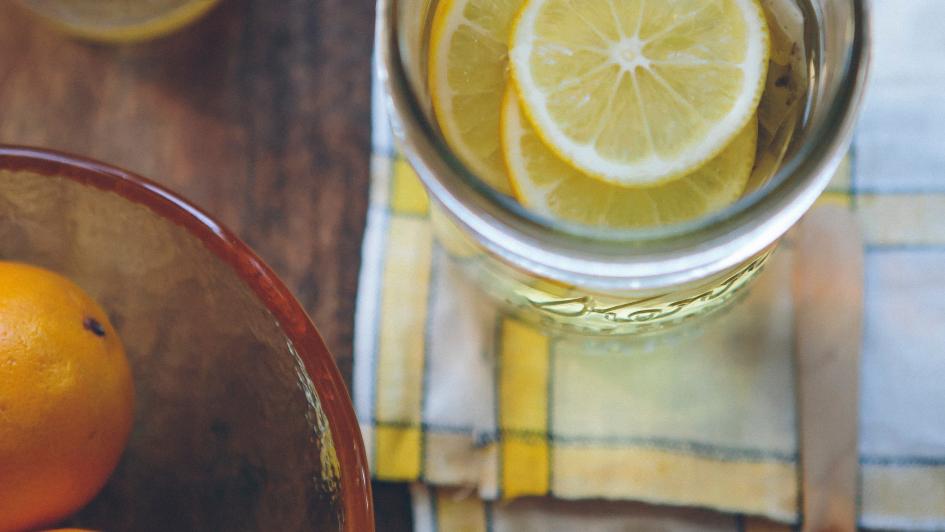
[377,0,871,336]
[14,0,220,42]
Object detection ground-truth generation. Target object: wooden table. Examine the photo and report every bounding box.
[0,1,410,529]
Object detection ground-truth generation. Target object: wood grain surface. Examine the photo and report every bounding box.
[0,1,410,529]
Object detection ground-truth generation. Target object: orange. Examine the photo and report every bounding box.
[0,262,134,532]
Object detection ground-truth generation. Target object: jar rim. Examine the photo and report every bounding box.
[377,0,871,290]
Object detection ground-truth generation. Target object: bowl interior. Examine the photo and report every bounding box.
[0,166,354,531]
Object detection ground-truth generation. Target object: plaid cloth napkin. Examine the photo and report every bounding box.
[354,0,945,528]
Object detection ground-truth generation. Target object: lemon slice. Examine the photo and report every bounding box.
[501,84,757,227]
[508,0,769,186]
[428,0,522,194]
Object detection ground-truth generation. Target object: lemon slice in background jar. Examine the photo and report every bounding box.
[508,0,769,186]
[428,0,522,195]
[15,0,220,42]
[501,84,757,228]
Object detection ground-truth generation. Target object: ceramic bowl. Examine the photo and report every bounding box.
[0,146,374,532]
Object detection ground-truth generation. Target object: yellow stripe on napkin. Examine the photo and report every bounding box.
[374,211,433,480]
[391,158,430,216]
[819,155,853,207]
[376,424,424,481]
[498,319,551,498]
[436,488,489,532]
[817,192,853,208]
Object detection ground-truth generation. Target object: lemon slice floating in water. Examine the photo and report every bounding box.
[428,0,523,194]
[509,0,769,186]
[501,84,757,227]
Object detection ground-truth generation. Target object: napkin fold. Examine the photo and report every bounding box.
[410,486,791,532]
[355,0,945,528]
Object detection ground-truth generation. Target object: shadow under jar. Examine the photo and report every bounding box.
[377,0,871,336]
